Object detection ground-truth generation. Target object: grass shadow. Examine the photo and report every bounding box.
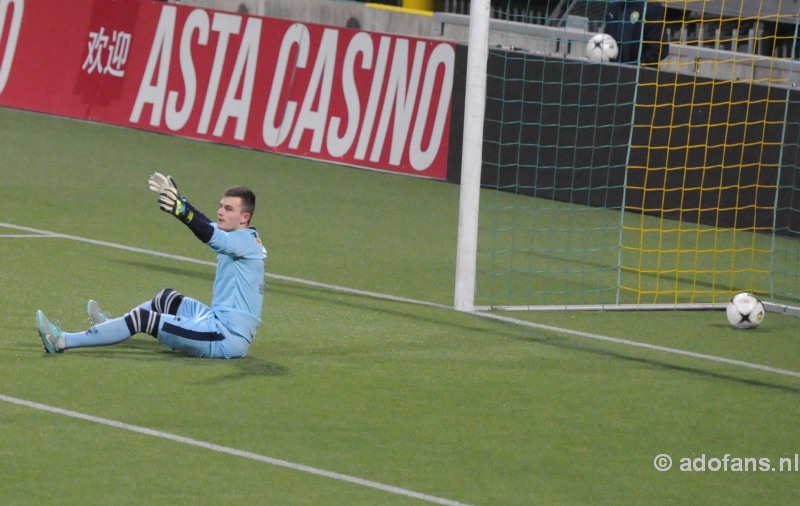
[517,333,800,395]
[113,259,214,282]
[18,336,289,380]
[270,279,800,395]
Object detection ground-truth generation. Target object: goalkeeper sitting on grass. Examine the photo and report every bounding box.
[35,173,267,359]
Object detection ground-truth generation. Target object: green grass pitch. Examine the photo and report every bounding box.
[1,106,799,505]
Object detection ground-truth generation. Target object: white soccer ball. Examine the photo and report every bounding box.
[585,33,618,63]
[726,292,765,329]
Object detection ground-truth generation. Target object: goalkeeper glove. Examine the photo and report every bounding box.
[153,175,194,223]
[157,184,190,220]
[149,171,189,217]
[148,172,174,194]
[148,173,214,243]
[147,172,185,216]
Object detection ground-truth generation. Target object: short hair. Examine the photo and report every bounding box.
[224,186,256,221]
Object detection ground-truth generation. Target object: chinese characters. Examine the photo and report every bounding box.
[82,27,131,77]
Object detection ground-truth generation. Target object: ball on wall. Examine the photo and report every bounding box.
[585,33,619,63]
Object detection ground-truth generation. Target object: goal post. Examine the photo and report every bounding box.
[454,0,491,312]
[454,0,800,312]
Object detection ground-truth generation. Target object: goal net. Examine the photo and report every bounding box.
[455,0,800,311]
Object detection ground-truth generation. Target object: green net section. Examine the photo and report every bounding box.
[472,0,800,309]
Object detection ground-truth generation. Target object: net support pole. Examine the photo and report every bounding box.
[454,0,490,312]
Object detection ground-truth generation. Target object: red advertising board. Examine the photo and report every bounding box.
[0,0,454,179]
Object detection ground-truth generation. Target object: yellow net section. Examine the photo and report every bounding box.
[619,1,795,304]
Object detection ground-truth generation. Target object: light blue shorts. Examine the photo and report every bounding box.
[155,297,249,359]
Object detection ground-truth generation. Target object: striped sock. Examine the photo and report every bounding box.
[151,288,183,315]
[123,307,161,337]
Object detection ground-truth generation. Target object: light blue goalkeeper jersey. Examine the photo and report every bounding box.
[206,225,267,342]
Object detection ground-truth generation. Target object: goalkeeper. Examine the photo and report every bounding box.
[35,174,267,359]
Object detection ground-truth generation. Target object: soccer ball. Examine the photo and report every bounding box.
[585,33,618,63]
[726,292,765,329]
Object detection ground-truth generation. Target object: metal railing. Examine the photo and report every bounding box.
[432,11,800,88]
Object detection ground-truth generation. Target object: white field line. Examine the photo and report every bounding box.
[475,312,800,379]
[1,222,471,505]
[0,222,455,308]
[0,234,63,238]
[0,394,471,506]
[2,220,800,501]
[2,221,798,379]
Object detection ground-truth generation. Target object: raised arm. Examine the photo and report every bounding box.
[147,172,214,243]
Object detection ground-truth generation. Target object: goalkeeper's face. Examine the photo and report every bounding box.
[217,196,251,231]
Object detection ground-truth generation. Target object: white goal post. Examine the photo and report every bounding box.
[454,0,490,312]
